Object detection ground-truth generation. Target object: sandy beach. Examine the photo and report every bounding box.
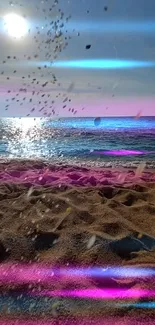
[0,0,154,322]
[0,160,155,323]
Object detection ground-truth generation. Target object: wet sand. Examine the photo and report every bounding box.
[0,160,155,323]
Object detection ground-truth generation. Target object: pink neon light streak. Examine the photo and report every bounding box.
[33,288,153,300]
[92,150,153,155]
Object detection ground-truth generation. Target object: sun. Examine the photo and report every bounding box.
[4,13,28,39]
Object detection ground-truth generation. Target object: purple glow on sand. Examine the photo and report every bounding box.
[34,288,153,300]
[0,165,155,187]
[0,318,151,325]
[92,149,152,156]
[0,263,55,285]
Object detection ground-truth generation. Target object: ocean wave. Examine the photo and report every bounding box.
[0,117,154,166]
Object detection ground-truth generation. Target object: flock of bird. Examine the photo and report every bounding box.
[1,0,109,119]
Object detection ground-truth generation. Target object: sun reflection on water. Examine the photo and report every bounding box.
[13,117,41,132]
[6,118,46,158]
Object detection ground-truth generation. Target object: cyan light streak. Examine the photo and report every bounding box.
[120,302,155,308]
[9,59,155,70]
[52,59,155,69]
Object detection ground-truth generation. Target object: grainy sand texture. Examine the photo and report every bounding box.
[0,160,155,323]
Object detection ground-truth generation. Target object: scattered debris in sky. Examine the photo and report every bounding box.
[1,0,84,118]
[85,44,91,50]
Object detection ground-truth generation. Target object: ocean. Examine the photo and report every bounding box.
[0,117,155,168]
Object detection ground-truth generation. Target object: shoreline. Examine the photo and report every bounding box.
[0,156,155,170]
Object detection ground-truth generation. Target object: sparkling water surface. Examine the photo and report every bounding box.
[0,117,155,167]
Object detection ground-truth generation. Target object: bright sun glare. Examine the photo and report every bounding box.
[4,13,28,39]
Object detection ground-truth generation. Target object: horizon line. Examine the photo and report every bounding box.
[2,116,155,119]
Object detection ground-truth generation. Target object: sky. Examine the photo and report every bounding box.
[0,0,155,117]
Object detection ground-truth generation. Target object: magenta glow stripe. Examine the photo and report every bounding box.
[92,150,155,156]
[0,263,54,284]
[33,288,154,300]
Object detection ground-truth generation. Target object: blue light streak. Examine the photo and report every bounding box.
[42,266,155,278]
[67,21,155,33]
[1,19,155,36]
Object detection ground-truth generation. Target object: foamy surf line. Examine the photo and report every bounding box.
[0,159,154,187]
[0,155,155,169]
